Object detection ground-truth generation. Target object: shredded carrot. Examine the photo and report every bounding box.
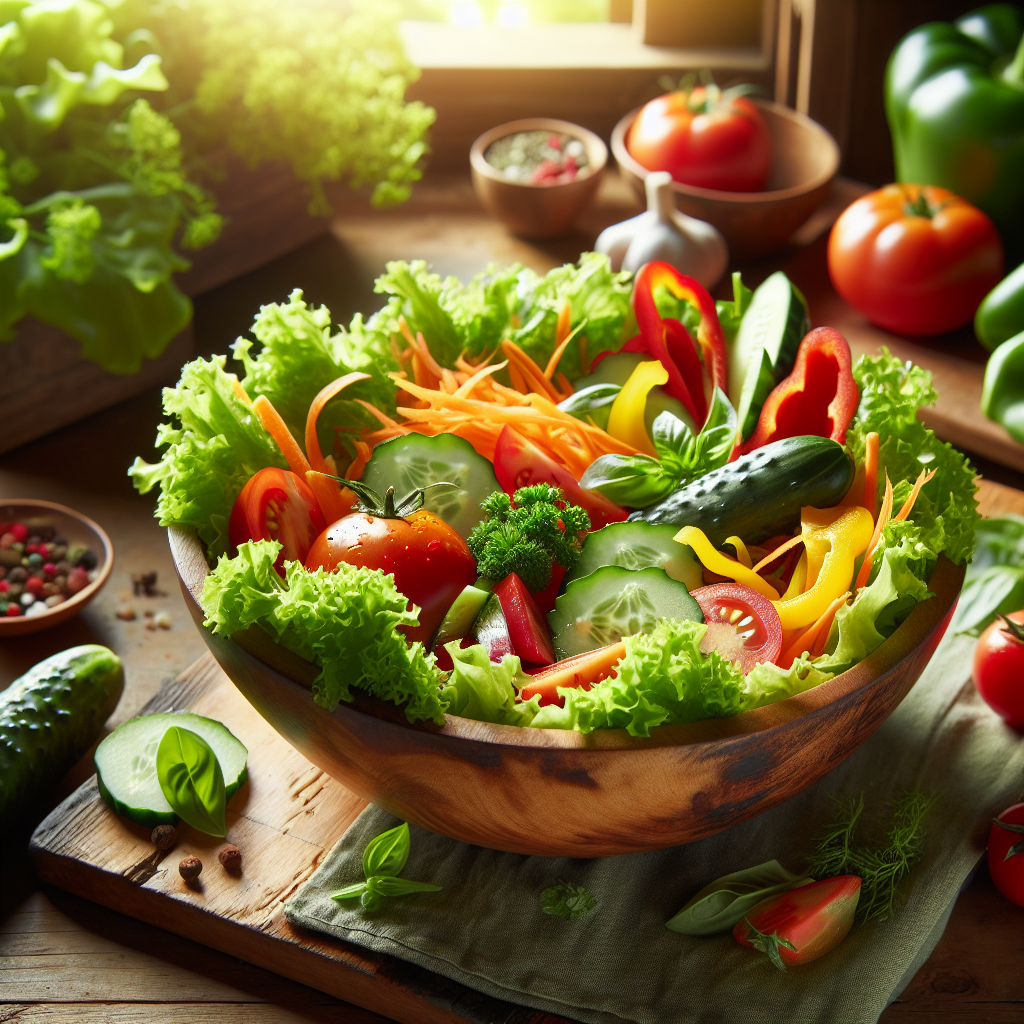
[454,360,507,399]
[779,591,849,668]
[855,474,894,590]
[863,432,879,518]
[305,470,354,525]
[501,340,562,402]
[305,373,371,473]
[345,441,372,480]
[231,376,252,406]
[544,324,580,381]
[555,299,572,347]
[893,468,937,522]
[752,534,803,574]
[252,396,310,477]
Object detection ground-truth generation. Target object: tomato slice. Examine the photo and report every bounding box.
[229,467,326,572]
[493,572,555,666]
[492,426,627,530]
[690,583,783,673]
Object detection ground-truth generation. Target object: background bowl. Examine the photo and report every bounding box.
[171,525,962,858]
[470,118,607,239]
[611,99,840,259]
[0,499,113,638]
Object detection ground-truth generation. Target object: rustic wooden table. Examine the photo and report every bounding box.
[1,172,1021,1024]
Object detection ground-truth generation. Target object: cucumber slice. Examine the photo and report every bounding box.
[95,713,248,827]
[728,272,810,441]
[563,522,703,590]
[362,433,500,539]
[433,583,492,647]
[547,565,703,659]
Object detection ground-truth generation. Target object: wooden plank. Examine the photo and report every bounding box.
[0,1006,391,1023]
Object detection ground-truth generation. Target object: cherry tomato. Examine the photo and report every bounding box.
[972,610,1024,730]
[828,184,1004,337]
[690,583,783,673]
[492,426,626,531]
[987,803,1024,908]
[734,876,861,968]
[305,508,477,645]
[229,468,326,572]
[627,88,771,192]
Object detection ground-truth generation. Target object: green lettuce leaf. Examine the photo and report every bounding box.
[440,643,542,726]
[201,539,445,723]
[741,655,834,709]
[950,515,1024,635]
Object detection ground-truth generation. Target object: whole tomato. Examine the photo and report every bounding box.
[828,184,1004,337]
[972,611,1024,730]
[305,485,477,645]
[987,803,1024,908]
[627,84,771,192]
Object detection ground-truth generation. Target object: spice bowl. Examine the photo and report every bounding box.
[471,118,607,239]
[0,499,113,637]
[611,99,840,259]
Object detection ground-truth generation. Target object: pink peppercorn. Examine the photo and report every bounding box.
[5,604,20,616]
[25,577,45,597]
[43,562,57,576]
[0,580,9,593]
[10,523,28,542]
[25,543,38,554]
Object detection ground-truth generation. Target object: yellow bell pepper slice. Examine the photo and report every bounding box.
[607,359,668,457]
[674,527,781,600]
[783,550,808,600]
[772,506,873,631]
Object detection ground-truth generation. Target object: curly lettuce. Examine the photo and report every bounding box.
[440,643,541,726]
[201,540,445,722]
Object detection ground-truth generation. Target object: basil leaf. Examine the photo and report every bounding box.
[580,454,675,507]
[366,875,443,897]
[701,386,738,443]
[950,564,1024,636]
[665,860,809,936]
[652,410,694,463]
[362,822,411,878]
[331,881,369,901]
[156,726,227,837]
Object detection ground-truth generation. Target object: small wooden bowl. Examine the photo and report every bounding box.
[171,525,962,858]
[470,118,607,239]
[611,100,840,259]
[0,499,113,638]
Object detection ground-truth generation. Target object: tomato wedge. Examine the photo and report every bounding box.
[493,573,555,666]
[492,426,627,530]
[690,583,783,673]
[229,467,326,572]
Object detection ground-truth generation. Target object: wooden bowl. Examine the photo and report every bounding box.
[0,499,113,638]
[470,118,607,239]
[171,526,962,857]
[611,100,840,259]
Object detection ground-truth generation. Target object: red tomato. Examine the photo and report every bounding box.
[627,88,771,192]
[734,876,861,968]
[492,426,627,531]
[229,468,326,572]
[828,184,1004,337]
[690,583,783,673]
[973,611,1024,729]
[987,803,1024,907]
[305,508,477,645]
[493,573,555,666]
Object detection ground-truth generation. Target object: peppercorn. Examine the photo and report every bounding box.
[217,844,242,873]
[151,824,178,851]
[178,855,202,883]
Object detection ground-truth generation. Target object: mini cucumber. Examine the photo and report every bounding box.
[361,433,500,538]
[95,712,248,827]
[562,522,703,590]
[547,565,702,659]
[0,645,123,827]
[433,582,492,647]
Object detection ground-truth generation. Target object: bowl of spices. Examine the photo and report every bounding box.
[471,118,607,239]
[0,499,113,637]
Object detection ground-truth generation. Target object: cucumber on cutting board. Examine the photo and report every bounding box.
[361,433,500,539]
[0,645,123,827]
[728,272,810,441]
[631,435,854,546]
[95,712,248,827]
[547,565,703,659]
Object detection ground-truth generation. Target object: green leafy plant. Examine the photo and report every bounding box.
[156,725,227,837]
[331,823,441,912]
[540,881,596,920]
[950,515,1024,636]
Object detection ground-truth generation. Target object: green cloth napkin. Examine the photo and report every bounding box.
[284,633,1023,1024]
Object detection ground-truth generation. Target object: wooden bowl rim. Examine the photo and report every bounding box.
[610,99,840,204]
[470,117,608,190]
[0,498,114,634]
[172,525,963,752]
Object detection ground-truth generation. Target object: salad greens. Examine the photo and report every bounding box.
[541,881,597,920]
[950,515,1024,635]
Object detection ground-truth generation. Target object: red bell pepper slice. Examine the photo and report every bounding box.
[494,573,555,666]
[738,327,859,456]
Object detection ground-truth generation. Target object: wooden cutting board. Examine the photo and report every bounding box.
[29,654,572,1024]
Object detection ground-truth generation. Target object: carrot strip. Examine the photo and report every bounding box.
[863,432,879,518]
[544,328,577,381]
[501,340,562,402]
[305,373,371,473]
[454,361,507,398]
[507,360,530,394]
[855,474,894,590]
[252,396,310,476]
[231,376,252,406]
[893,468,937,522]
[779,591,849,668]
[306,470,354,525]
[519,641,626,707]
[752,534,803,574]
[555,299,572,346]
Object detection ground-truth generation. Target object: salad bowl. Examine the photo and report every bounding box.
[170,525,963,858]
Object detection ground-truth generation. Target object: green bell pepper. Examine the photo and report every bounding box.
[885,4,1024,261]
[976,262,1024,351]
[981,330,1024,443]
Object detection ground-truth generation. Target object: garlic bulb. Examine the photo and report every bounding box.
[596,171,728,289]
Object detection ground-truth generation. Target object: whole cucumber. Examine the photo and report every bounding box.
[630,436,855,545]
[0,645,124,827]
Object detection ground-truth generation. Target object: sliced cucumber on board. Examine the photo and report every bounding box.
[95,712,248,827]
[0,646,123,827]
[728,272,810,441]
[547,565,703,659]
[563,522,703,591]
[361,433,500,539]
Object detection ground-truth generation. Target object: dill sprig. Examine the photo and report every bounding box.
[541,881,597,920]
[807,791,936,923]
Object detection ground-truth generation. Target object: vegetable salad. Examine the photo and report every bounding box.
[132,254,978,736]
